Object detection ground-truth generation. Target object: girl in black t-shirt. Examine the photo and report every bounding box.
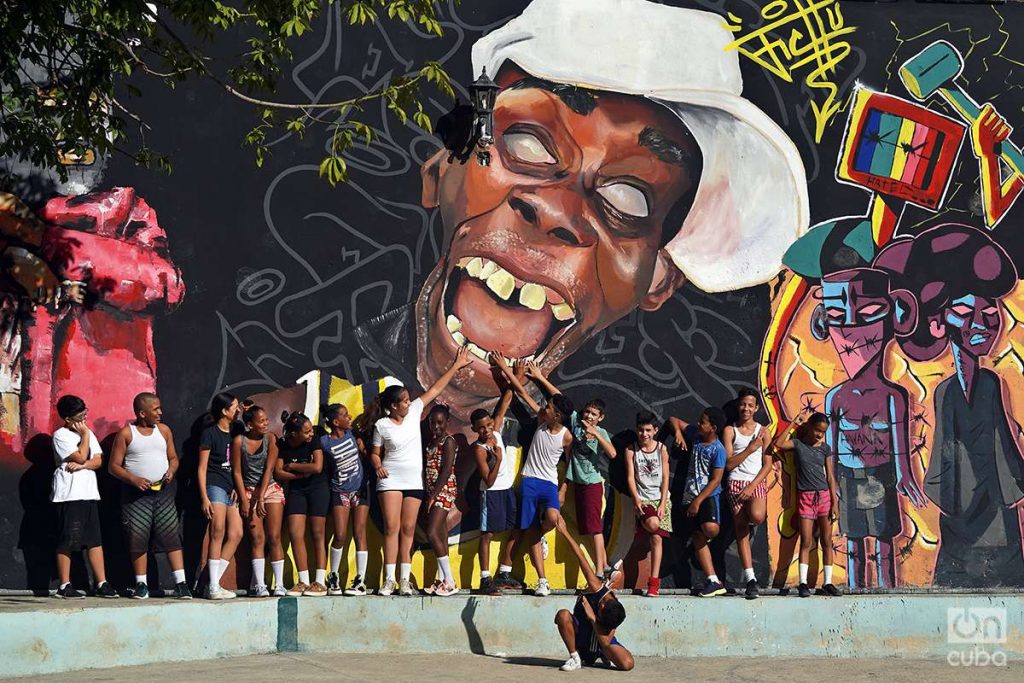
[274,412,327,596]
[198,392,244,600]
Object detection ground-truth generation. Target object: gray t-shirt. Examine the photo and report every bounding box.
[794,439,832,492]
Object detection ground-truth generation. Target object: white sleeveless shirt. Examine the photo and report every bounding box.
[124,424,170,482]
[730,422,763,483]
[521,425,567,485]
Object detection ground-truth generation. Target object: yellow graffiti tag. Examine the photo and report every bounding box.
[726,0,856,142]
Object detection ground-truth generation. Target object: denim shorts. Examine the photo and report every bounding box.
[207,484,234,506]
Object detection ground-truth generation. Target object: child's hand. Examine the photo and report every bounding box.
[686,501,699,518]
[830,494,839,523]
[513,360,528,382]
[65,461,83,473]
[524,361,543,379]
[554,513,568,536]
[657,502,667,520]
[673,430,685,449]
[256,498,267,518]
[70,420,88,436]
[489,352,510,372]
[582,421,599,438]
[452,345,473,370]
[738,486,753,502]
[633,498,644,515]
[201,498,214,520]
[239,494,251,519]
[376,465,389,479]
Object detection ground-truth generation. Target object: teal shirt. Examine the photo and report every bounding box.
[566,411,611,485]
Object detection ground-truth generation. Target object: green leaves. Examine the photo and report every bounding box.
[2,0,457,186]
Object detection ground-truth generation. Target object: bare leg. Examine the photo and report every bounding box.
[817,515,834,568]
[167,549,185,573]
[642,517,663,576]
[479,532,493,576]
[264,503,285,562]
[797,516,815,567]
[249,514,266,560]
[130,552,148,578]
[86,546,107,584]
[220,505,244,563]
[427,506,449,559]
[398,496,422,564]
[379,492,402,567]
[330,505,352,561]
[207,504,227,565]
[555,609,577,653]
[591,533,607,575]
[693,523,720,578]
[352,504,369,552]
[56,551,72,585]
[287,514,309,572]
[309,516,328,574]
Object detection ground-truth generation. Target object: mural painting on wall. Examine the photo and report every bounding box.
[4,0,1024,591]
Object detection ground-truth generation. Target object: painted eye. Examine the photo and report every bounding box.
[951,305,973,316]
[597,182,650,218]
[857,303,885,317]
[504,132,556,164]
[982,306,999,315]
[826,309,845,322]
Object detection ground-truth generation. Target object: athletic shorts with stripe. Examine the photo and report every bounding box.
[121,481,182,554]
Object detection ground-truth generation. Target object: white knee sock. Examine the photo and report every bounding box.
[400,563,412,581]
[742,567,756,583]
[823,565,833,585]
[314,568,326,585]
[330,545,344,573]
[251,558,266,588]
[298,570,310,585]
[356,551,368,578]
[135,574,147,585]
[385,563,396,581]
[799,563,809,584]
[438,555,453,583]
[271,560,285,589]
[172,569,186,584]
[209,560,223,588]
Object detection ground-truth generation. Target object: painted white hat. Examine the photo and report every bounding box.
[472,0,809,292]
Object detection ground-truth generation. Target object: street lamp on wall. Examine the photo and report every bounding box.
[470,67,499,166]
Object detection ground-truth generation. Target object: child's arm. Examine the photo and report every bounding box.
[274,455,302,482]
[285,444,323,475]
[474,443,501,489]
[370,437,389,480]
[160,424,179,483]
[826,449,839,524]
[667,416,688,449]
[109,428,151,490]
[624,447,644,514]
[687,444,726,517]
[419,346,473,406]
[255,438,279,518]
[492,385,515,434]
[553,514,604,592]
[490,354,542,415]
[772,412,808,451]
[524,362,560,397]
[82,432,103,471]
[230,435,249,518]
[658,443,670,518]
[584,422,616,458]
[198,446,213,520]
[60,423,91,466]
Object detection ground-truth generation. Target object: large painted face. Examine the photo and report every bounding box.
[419,68,700,407]
[817,271,892,378]
[943,294,1001,359]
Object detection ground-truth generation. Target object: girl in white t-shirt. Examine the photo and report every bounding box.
[367,346,472,596]
[722,388,773,600]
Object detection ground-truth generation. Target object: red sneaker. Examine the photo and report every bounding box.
[646,576,661,597]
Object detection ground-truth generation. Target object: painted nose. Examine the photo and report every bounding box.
[508,188,597,248]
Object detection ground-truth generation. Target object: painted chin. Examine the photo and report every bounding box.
[963,331,995,355]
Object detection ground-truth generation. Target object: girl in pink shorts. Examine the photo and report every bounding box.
[772,411,841,598]
[231,404,286,596]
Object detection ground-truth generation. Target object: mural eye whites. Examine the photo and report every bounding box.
[596,182,650,218]
[982,306,999,316]
[503,132,556,164]
[951,305,973,317]
[826,309,846,322]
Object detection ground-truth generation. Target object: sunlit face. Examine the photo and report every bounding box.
[418,67,700,408]
[581,405,604,425]
[247,409,270,437]
[222,399,239,422]
[138,399,162,426]
[636,423,656,445]
[334,406,353,431]
[429,410,449,437]
[737,395,758,423]
[294,420,314,444]
[802,420,829,446]
[944,294,1001,359]
[820,271,892,378]
[64,408,88,427]
[388,390,412,418]
[473,415,494,441]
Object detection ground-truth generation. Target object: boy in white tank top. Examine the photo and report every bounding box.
[494,356,573,598]
[722,388,773,600]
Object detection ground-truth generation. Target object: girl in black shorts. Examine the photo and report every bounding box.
[274,412,328,596]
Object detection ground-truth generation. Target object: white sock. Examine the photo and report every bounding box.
[480,570,492,579]
[60,581,71,589]
[799,563,809,584]
[499,564,512,574]
[171,569,186,584]
[314,568,326,585]
[271,560,285,589]
[298,570,310,585]
[217,559,229,583]
[209,561,223,589]
[330,545,344,573]
[538,577,549,585]
[708,574,719,584]
[823,565,833,585]
[251,558,266,587]
[135,574,147,585]
[400,563,412,581]
[568,651,580,661]
[742,567,756,583]
[385,563,396,581]
[438,555,453,583]
[356,551,368,578]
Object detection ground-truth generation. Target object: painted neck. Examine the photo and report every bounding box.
[951,344,979,399]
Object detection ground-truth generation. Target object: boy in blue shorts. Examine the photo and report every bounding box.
[494,357,573,597]
[669,406,727,597]
[553,514,634,672]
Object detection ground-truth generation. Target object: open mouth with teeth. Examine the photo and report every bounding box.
[441,256,577,364]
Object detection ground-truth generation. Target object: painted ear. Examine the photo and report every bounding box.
[639,250,686,312]
[420,149,446,209]
[810,303,829,342]
[889,289,919,337]
[928,317,947,340]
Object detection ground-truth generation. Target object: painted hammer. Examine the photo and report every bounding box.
[900,40,1024,176]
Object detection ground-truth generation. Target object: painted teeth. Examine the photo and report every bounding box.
[485,268,516,301]
[479,260,498,279]
[451,331,466,346]
[518,283,546,311]
[465,257,483,277]
[551,302,574,321]
[466,342,488,360]
[443,314,541,365]
[446,315,462,333]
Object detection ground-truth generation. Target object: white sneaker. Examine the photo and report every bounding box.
[272,586,288,597]
[535,579,551,597]
[434,580,458,597]
[560,653,582,671]
[207,586,236,600]
[249,585,270,598]
[399,578,414,596]
[219,587,237,600]
[344,576,367,596]
[379,578,397,596]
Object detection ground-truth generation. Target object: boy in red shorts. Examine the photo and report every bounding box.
[773,411,841,597]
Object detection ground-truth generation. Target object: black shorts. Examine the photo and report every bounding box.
[480,487,518,533]
[285,484,330,517]
[378,488,425,500]
[837,463,901,539]
[56,500,102,552]
[121,482,182,554]
[684,494,721,530]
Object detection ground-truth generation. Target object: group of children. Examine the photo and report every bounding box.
[49,351,844,612]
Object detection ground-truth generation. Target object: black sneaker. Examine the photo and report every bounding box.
[817,583,842,597]
[327,572,343,596]
[494,571,522,591]
[798,583,811,598]
[477,575,500,595]
[56,583,85,600]
[698,580,726,597]
[95,582,119,599]
[172,582,193,600]
[132,582,150,600]
[744,579,759,600]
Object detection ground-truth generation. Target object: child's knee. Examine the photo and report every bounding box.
[702,523,720,540]
[554,608,572,626]
[642,517,660,534]
[748,509,767,526]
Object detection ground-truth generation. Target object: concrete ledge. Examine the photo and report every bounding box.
[3,594,1022,678]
